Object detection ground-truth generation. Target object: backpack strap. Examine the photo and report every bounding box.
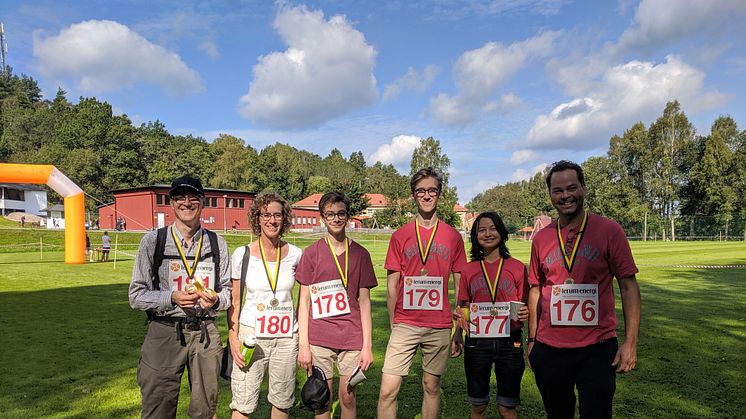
[204,229,221,286]
[238,245,250,311]
[151,227,169,291]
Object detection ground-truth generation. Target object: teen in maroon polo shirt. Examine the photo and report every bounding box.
[527,160,641,419]
[297,192,377,419]
[378,167,468,419]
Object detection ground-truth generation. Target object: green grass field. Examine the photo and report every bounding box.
[0,227,744,418]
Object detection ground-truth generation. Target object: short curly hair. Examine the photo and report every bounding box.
[249,192,293,236]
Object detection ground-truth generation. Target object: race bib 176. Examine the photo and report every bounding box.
[549,284,599,326]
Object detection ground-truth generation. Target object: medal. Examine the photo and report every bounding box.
[565,277,574,284]
[480,257,504,304]
[556,212,588,280]
[415,218,439,276]
[259,238,281,306]
[326,237,349,288]
[170,225,204,279]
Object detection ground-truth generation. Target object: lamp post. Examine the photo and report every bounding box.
[223,195,228,233]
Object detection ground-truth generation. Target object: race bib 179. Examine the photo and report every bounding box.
[402,276,443,310]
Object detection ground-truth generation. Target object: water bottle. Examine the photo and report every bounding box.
[242,335,257,365]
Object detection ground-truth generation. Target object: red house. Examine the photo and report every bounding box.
[290,193,390,230]
[97,185,255,231]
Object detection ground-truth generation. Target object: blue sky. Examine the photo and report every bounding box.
[3,0,745,202]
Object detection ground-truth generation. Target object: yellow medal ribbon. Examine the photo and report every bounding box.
[170,225,204,279]
[556,212,588,274]
[259,238,281,294]
[480,257,504,304]
[415,218,439,267]
[326,237,349,289]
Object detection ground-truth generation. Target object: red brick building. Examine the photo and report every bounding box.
[97,185,255,231]
[290,193,390,230]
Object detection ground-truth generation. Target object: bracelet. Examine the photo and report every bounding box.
[525,337,536,343]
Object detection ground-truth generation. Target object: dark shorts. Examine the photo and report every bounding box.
[464,330,525,407]
[528,338,618,419]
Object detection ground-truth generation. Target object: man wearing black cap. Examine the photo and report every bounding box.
[129,175,231,419]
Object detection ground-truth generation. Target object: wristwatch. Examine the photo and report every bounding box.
[525,337,536,343]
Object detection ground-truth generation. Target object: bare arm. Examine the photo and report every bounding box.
[613,275,641,373]
[527,285,540,363]
[386,269,400,326]
[359,288,374,371]
[297,284,312,373]
[227,277,245,368]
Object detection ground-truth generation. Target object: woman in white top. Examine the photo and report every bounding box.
[228,192,302,419]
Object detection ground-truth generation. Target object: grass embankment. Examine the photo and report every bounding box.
[0,231,744,418]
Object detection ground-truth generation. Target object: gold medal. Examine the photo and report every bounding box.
[556,212,588,278]
[415,218,439,277]
[565,277,574,284]
[421,268,428,276]
[170,226,204,279]
[270,298,279,307]
[326,237,349,288]
[259,238,281,308]
[480,257,504,304]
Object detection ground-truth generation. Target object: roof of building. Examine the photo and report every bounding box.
[293,193,390,209]
[109,184,255,196]
[0,183,46,191]
[453,203,468,212]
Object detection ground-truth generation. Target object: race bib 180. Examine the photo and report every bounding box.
[310,279,351,319]
[468,302,510,338]
[403,276,443,310]
[255,300,293,338]
[550,284,599,326]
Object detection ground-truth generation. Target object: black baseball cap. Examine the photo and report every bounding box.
[301,366,330,410]
[169,176,205,197]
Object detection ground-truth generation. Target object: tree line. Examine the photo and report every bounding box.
[469,101,746,240]
[0,68,461,228]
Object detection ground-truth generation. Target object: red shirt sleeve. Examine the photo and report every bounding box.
[528,238,543,287]
[457,266,470,303]
[607,222,638,280]
[451,233,468,273]
[384,231,402,272]
[358,247,378,289]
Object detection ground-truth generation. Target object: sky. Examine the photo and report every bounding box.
[3,0,745,202]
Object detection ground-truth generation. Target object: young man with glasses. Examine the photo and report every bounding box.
[296,192,377,419]
[378,168,468,419]
[129,175,231,419]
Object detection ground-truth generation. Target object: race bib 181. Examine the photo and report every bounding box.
[468,302,510,338]
[403,276,443,310]
[549,284,599,326]
[167,261,215,292]
[310,279,351,319]
[255,300,293,338]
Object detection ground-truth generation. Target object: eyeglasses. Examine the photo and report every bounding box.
[260,212,284,221]
[172,195,202,204]
[414,188,439,198]
[323,211,349,221]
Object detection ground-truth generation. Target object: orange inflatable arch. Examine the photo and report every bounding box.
[0,163,86,264]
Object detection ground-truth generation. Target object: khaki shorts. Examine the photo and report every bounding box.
[311,345,361,378]
[229,325,298,414]
[382,323,451,376]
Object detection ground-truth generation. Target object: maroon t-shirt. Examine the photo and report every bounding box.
[458,257,528,331]
[528,212,638,348]
[385,219,468,329]
[296,239,378,350]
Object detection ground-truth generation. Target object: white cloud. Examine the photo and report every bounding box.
[32,20,203,95]
[369,135,421,167]
[527,55,729,150]
[511,163,549,182]
[238,5,377,129]
[510,149,538,165]
[483,93,522,114]
[617,0,746,54]
[198,41,220,59]
[383,65,439,101]
[429,31,561,126]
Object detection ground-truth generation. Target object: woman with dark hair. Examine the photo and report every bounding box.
[227,192,302,419]
[452,212,529,419]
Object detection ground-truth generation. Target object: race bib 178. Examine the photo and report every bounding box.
[310,279,351,319]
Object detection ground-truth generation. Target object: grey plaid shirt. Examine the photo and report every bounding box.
[128,226,232,318]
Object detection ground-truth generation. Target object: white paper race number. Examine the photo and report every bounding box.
[255,301,293,338]
[468,302,510,338]
[310,279,351,319]
[167,261,214,291]
[550,284,599,326]
[403,276,443,310]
